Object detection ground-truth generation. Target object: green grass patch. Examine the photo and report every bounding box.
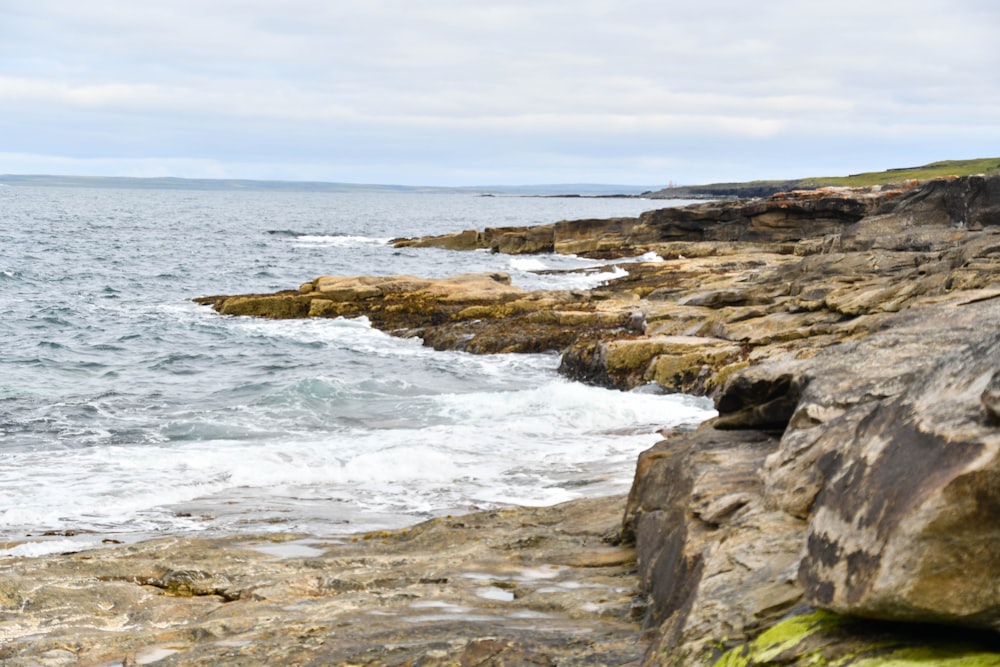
[651,157,1000,199]
[798,157,1000,188]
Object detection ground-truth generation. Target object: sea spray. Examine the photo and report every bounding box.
[0,186,710,556]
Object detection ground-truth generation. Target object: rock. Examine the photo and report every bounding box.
[793,303,1000,629]
[394,185,904,259]
[625,294,1000,663]
[560,335,744,394]
[199,177,1000,396]
[983,371,1000,425]
[0,497,648,666]
[708,608,1000,667]
[189,175,1000,665]
[623,425,804,664]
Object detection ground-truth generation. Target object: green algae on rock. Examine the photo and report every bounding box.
[710,610,1000,667]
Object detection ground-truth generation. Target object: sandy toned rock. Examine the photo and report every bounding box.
[188,175,1000,665]
[0,497,649,666]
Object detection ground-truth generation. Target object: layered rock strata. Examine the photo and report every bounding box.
[0,497,648,666]
[198,176,1000,400]
[5,176,1000,665]
[195,175,1000,665]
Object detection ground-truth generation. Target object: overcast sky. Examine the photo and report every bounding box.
[2,1,998,186]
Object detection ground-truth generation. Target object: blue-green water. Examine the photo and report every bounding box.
[0,185,714,556]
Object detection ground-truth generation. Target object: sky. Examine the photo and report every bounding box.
[2,1,999,186]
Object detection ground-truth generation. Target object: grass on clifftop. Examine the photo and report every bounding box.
[798,157,1000,188]
[649,157,1000,199]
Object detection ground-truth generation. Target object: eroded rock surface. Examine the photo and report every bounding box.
[614,177,1000,665]
[198,176,1000,403]
[628,297,1000,665]
[12,175,1000,666]
[0,497,648,666]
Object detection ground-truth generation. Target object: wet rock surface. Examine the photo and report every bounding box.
[197,175,1000,401]
[9,175,1000,665]
[196,175,1000,665]
[1,496,649,666]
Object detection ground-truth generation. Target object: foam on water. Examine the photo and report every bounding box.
[0,187,712,557]
[293,234,394,247]
[0,361,714,549]
[509,257,550,272]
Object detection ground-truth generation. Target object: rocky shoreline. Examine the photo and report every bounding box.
[1,496,654,666]
[6,175,1000,665]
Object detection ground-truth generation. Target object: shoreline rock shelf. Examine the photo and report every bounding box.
[4,175,1000,665]
[198,175,1000,401]
[0,497,651,665]
[197,174,1000,665]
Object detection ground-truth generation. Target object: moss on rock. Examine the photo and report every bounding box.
[710,610,1000,667]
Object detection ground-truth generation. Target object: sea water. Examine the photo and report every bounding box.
[0,186,715,556]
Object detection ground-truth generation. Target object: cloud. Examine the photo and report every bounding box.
[2,1,1000,184]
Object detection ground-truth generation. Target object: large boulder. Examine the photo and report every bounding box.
[626,297,1000,664]
[794,303,1000,629]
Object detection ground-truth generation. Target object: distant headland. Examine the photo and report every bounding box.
[3,156,998,198]
[642,156,1000,198]
[0,174,655,197]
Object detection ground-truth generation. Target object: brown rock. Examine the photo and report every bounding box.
[792,303,1000,629]
[191,175,1000,665]
[0,497,648,667]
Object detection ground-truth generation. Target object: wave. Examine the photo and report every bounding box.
[517,266,628,291]
[0,188,706,544]
[0,538,107,559]
[0,372,714,541]
[431,379,713,434]
[265,229,391,247]
[509,257,550,272]
[293,234,392,247]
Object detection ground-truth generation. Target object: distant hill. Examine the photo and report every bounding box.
[6,159,998,199]
[0,174,656,197]
[644,157,1000,199]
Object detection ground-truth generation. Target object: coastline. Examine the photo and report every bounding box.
[6,174,1000,665]
[1,495,649,666]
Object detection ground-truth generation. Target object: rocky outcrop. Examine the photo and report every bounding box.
[394,183,905,258]
[10,175,999,665]
[195,175,1000,665]
[628,296,1000,665]
[0,496,648,666]
[195,271,636,354]
[200,178,1000,404]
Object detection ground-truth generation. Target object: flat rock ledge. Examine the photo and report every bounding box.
[8,176,1000,666]
[195,175,1000,665]
[1,496,648,666]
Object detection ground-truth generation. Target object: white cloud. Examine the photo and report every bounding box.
[2,1,1000,183]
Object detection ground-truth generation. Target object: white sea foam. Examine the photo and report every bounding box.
[0,378,714,539]
[0,188,708,546]
[509,257,550,272]
[0,538,105,559]
[293,235,392,247]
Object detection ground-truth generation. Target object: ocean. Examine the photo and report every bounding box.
[0,185,715,557]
